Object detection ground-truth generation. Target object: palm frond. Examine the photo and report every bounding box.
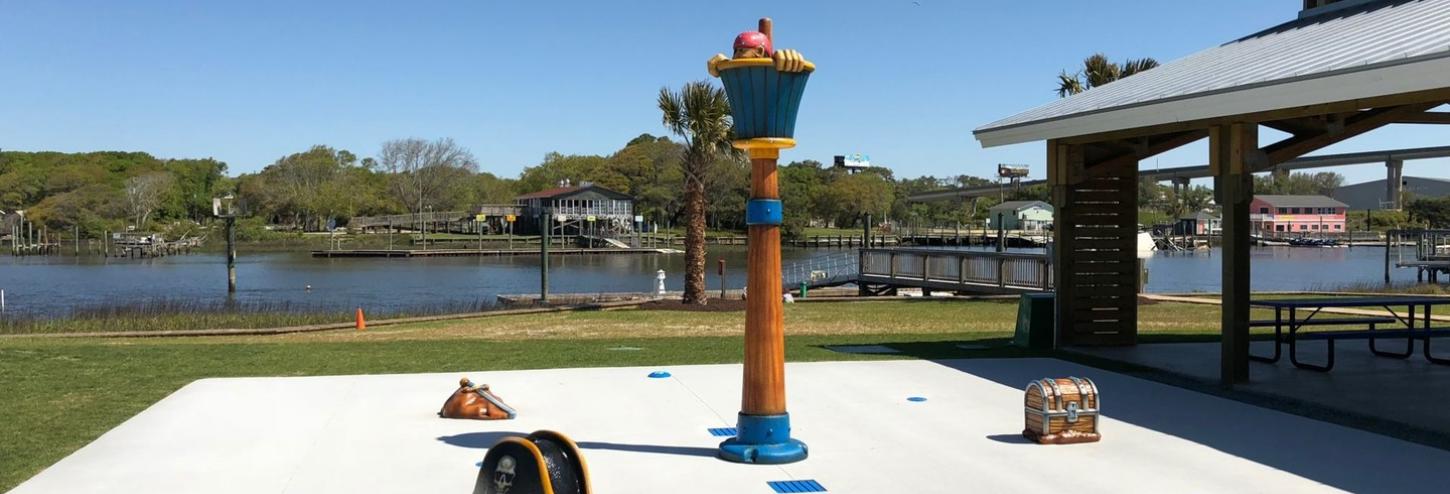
[1121,58,1160,78]
[1081,53,1120,89]
[1056,71,1085,98]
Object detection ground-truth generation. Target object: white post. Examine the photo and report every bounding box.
[656,269,667,297]
[2,288,6,313]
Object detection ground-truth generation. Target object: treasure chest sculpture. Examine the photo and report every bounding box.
[1023,377,1100,444]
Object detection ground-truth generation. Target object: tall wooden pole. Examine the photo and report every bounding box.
[539,211,550,303]
[226,216,237,293]
[744,148,786,415]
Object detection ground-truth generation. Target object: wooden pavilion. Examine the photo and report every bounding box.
[973,0,1450,384]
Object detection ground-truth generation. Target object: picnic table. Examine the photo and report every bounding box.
[1249,296,1450,371]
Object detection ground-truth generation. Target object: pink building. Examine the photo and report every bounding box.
[1250,195,1348,235]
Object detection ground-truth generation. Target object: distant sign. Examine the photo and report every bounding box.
[505,214,516,223]
[634,215,644,223]
[834,153,871,169]
[556,214,568,222]
[586,215,596,222]
[474,214,486,222]
[998,164,1030,178]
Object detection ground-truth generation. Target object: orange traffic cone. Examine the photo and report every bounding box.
[355,308,366,331]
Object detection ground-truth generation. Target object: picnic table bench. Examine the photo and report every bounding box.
[1249,297,1450,372]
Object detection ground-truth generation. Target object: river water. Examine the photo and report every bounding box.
[0,245,1423,318]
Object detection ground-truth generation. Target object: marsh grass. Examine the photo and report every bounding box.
[0,298,496,335]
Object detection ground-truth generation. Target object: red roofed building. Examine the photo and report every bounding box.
[515,181,636,237]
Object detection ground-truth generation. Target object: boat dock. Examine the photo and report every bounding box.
[310,247,679,258]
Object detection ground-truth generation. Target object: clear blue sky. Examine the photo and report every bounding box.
[2,0,1445,185]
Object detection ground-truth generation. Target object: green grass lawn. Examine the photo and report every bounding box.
[0,299,1239,490]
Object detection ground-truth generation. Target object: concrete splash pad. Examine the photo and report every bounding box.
[11,359,1449,493]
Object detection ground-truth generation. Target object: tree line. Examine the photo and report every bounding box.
[1,138,1029,239]
[0,143,1356,238]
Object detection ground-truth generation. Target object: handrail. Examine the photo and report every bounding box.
[858,247,1052,293]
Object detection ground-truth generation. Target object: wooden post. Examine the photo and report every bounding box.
[539,211,550,303]
[718,258,727,299]
[1385,229,1392,285]
[744,148,786,416]
[226,216,237,293]
[1213,123,1256,385]
[863,212,872,248]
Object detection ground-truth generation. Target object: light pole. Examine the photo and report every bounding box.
[212,194,239,294]
[423,205,433,250]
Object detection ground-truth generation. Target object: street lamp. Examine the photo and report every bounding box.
[212,193,239,293]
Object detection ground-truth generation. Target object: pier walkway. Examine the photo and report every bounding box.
[310,247,677,258]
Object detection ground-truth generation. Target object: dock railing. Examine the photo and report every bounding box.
[858,248,1052,293]
[782,251,859,290]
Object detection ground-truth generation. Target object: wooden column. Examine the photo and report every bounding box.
[744,148,785,415]
[1049,140,1140,347]
[1212,123,1256,385]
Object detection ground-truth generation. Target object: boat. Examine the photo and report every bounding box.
[1287,237,1343,248]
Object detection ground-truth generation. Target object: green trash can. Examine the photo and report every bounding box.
[1013,293,1055,350]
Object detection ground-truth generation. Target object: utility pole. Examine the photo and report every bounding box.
[226,216,237,293]
[214,194,238,294]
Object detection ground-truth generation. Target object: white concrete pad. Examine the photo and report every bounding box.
[10,359,1450,493]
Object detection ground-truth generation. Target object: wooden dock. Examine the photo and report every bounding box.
[310,247,678,258]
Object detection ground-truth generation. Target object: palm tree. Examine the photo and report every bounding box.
[658,81,737,304]
[1056,53,1159,97]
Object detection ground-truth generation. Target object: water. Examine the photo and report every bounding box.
[0,247,837,318]
[0,245,1421,318]
[1145,245,1414,293]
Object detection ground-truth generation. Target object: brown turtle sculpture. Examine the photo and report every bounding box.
[440,377,517,420]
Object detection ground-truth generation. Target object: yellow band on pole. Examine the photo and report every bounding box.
[734,138,796,158]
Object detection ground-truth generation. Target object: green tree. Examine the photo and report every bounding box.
[658,81,736,304]
[1407,197,1450,228]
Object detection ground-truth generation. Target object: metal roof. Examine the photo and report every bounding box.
[989,200,1052,212]
[1254,195,1349,208]
[975,0,1450,147]
[514,184,631,201]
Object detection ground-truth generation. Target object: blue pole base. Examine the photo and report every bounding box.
[717,412,808,464]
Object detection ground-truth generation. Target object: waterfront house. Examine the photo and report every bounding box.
[987,200,1053,231]
[515,182,636,237]
[1175,210,1221,235]
[1250,195,1348,234]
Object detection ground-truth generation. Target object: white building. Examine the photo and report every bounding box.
[987,200,1053,231]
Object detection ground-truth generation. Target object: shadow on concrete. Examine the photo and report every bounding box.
[437,432,716,458]
[574,441,718,458]
[919,356,1447,494]
[984,433,1033,445]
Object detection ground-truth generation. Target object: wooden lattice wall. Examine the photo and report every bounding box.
[1048,140,1139,346]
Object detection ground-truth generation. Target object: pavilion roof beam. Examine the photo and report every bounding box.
[1054,87,1450,147]
[1080,129,1210,178]
[1259,102,1442,170]
[1394,111,1450,124]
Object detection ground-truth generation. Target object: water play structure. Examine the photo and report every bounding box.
[709,17,815,464]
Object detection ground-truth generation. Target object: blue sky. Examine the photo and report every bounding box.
[2,0,1445,185]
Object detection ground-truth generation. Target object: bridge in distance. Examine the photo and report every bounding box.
[908,145,1450,207]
